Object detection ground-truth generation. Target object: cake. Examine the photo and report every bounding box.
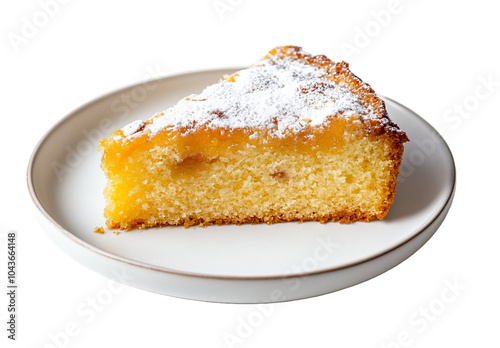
[99,46,409,230]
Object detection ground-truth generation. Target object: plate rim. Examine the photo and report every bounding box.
[26,68,456,281]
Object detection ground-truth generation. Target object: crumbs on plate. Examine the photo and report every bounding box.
[93,226,105,234]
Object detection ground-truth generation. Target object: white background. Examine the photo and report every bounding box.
[1,0,499,347]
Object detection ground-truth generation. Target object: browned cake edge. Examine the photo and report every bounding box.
[259,45,408,139]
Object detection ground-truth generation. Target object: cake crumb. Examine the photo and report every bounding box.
[93,226,105,234]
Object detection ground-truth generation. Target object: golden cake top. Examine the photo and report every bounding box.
[114,46,404,143]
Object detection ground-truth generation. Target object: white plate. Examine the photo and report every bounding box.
[27,68,455,303]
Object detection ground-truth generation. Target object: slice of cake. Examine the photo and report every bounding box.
[99,46,409,230]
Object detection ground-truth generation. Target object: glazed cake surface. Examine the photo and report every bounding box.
[99,46,409,230]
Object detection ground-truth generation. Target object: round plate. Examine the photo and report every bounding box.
[27,68,455,303]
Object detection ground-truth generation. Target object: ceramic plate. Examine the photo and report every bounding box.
[27,68,455,303]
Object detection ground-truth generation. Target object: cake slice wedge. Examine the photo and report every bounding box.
[99,46,409,230]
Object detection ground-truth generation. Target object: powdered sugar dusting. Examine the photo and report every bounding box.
[122,120,144,136]
[118,56,385,141]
